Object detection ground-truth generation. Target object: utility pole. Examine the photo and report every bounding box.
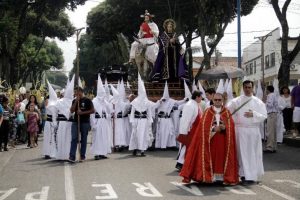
[254,33,272,89]
[237,0,242,68]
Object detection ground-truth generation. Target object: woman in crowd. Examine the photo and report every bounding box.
[280,86,293,134]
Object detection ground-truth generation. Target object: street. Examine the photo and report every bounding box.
[0,139,299,200]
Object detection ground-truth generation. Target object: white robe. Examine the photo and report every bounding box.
[42,105,57,157]
[277,96,286,143]
[177,100,199,165]
[90,98,113,156]
[55,99,72,160]
[227,95,267,181]
[113,101,129,146]
[129,104,153,151]
[155,99,176,148]
[124,104,132,146]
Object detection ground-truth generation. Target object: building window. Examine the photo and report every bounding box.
[271,52,275,67]
[249,63,253,75]
[265,55,270,69]
[254,61,256,74]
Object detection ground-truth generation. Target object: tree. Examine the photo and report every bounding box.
[0,0,86,84]
[46,71,68,88]
[194,0,259,79]
[19,35,64,85]
[269,0,300,88]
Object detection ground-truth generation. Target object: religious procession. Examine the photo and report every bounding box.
[0,1,300,199]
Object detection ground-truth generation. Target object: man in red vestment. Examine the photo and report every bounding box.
[180,93,239,185]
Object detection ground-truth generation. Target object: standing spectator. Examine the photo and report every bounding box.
[0,97,12,151]
[280,86,293,133]
[264,85,278,153]
[205,88,216,109]
[227,80,267,185]
[25,95,41,146]
[0,103,3,149]
[25,103,40,148]
[69,87,95,162]
[291,83,300,135]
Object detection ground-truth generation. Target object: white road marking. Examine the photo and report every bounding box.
[92,184,118,199]
[25,186,49,200]
[64,163,75,200]
[170,182,203,196]
[225,185,256,195]
[259,185,296,200]
[274,179,300,188]
[0,188,17,200]
[132,182,163,197]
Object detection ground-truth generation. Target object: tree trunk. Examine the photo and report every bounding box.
[185,31,193,82]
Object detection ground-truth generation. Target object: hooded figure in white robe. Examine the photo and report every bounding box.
[119,79,132,146]
[154,82,176,148]
[90,75,113,159]
[227,81,267,182]
[129,74,154,156]
[42,80,58,158]
[273,79,285,143]
[55,75,75,160]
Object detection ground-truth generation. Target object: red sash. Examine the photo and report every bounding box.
[140,22,153,38]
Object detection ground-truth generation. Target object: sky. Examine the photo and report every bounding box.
[56,0,300,73]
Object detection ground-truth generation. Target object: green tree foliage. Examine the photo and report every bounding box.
[269,0,300,88]
[84,0,258,82]
[46,71,68,88]
[19,35,64,86]
[194,0,258,79]
[0,0,86,85]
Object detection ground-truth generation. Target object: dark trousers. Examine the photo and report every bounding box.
[282,108,293,131]
[69,122,90,160]
[0,120,10,149]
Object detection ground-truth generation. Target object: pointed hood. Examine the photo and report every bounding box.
[137,73,147,99]
[78,77,83,88]
[183,80,192,99]
[126,81,131,89]
[96,74,106,98]
[226,79,234,102]
[240,77,246,96]
[162,81,170,99]
[192,79,197,92]
[47,80,58,106]
[110,84,120,104]
[104,79,110,96]
[256,80,263,100]
[198,81,206,100]
[64,74,75,100]
[119,79,126,100]
[216,79,225,94]
[224,79,229,91]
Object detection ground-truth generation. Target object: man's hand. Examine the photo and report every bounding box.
[77,108,83,115]
[170,38,175,43]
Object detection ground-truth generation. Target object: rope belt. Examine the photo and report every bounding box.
[134,111,147,118]
[46,114,53,122]
[157,111,170,118]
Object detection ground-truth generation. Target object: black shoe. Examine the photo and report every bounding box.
[68,157,76,163]
[100,155,108,159]
[175,163,183,171]
[44,155,51,159]
[3,147,8,151]
[132,150,137,156]
[263,149,276,153]
[95,155,100,160]
[140,152,146,157]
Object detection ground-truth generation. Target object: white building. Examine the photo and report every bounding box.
[243,27,300,87]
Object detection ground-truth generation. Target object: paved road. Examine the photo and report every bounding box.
[0,140,299,200]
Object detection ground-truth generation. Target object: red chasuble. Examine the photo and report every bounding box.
[140,22,153,38]
[179,106,239,185]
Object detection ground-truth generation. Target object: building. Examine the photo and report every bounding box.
[192,55,238,77]
[243,27,300,87]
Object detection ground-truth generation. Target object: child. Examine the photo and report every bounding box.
[26,103,39,148]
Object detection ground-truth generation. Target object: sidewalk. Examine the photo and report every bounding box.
[283,133,300,148]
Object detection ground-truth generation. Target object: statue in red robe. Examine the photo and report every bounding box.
[180,105,239,185]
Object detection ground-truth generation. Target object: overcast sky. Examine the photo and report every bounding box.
[56,0,300,73]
